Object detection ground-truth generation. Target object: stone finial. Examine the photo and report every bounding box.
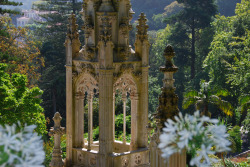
[160,45,178,73]
[66,13,81,58]
[154,45,179,128]
[49,112,66,167]
[136,13,149,41]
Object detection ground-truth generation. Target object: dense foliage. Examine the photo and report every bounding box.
[0,17,44,84]
[31,0,83,127]
[0,63,46,135]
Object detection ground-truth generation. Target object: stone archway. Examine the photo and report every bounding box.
[75,73,99,151]
[113,74,138,151]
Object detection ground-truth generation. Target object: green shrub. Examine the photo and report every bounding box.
[228,126,242,153]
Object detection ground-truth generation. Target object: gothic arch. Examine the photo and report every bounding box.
[114,73,138,96]
[75,72,98,94]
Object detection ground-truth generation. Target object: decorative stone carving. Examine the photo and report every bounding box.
[77,74,98,94]
[136,13,149,42]
[114,74,137,96]
[49,112,66,167]
[66,13,81,58]
[135,154,142,165]
[80,46,95,61]
[119,48,130,61]
[73,62,98,82]
[89,156,97,166]
[78,152,84,164]
[154,45,179,126]
[122,157,129,167]
[98,16,112,44]
[83,15,94,40]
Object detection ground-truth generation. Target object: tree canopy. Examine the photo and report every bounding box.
[0,63,46,135]
[0,0,22,14]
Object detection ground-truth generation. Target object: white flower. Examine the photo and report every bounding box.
[159,111,231,167]
[0,124,45,167]
[178,129,192,149]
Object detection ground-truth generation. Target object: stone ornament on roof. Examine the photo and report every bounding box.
[136,13,149,41]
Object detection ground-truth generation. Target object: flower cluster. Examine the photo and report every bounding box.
[159,111,231,167]
[0,124,45,167]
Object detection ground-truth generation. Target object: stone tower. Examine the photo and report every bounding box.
[149,45,186,167]
[65,0,149,166]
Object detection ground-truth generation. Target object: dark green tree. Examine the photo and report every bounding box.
[204,0,250,126]
[32,0,83,127]
[0,0,22,14]
[167,0,217,79]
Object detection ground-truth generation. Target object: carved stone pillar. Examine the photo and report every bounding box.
[87,93,93,151]
[49,112,66,167]
[65,13,80,167]
[65,65,73,166]
[130,93,139,150]
[122,92,127,144]
[75,93,84,148]
[138,67,149,148]
[113,93,115,141]
[135,13,149,148]
[99,69,114,167]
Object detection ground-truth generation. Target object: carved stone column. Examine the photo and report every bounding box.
[135,13,149,148]
[130,93,139,151]
[138,67,149,148]
[98,69,114,167]
[75,93,84,148]
[113,93,115,141]
[65,13,81,166]
[122,92,127,144]
[49,112,66,167]
[87,93,93,151]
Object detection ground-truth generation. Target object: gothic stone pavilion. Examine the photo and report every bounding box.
[63,0,186,166]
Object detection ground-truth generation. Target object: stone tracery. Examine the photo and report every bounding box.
[65,0,150,166]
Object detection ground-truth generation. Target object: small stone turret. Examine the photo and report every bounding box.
[149,45,185,167]
[156,45,179,127]
[49,112,66,167]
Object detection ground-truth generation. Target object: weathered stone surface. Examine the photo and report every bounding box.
[49,112,66,167]
[64,0,149,166]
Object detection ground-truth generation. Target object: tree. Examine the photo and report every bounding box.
[183,80,233,117]
[0,0,22,14]
[203,0,250,121]
[0,63,46,135]
[167,0,217,79]
[238,95,250,125]
[0,16,44,84]
[31,0,83,126]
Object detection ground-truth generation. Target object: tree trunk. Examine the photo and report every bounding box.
[191,16,196,79]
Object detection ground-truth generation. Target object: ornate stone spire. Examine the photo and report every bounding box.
[136,13,149,41]
[154,45,179,128]
[66,13,81,58]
